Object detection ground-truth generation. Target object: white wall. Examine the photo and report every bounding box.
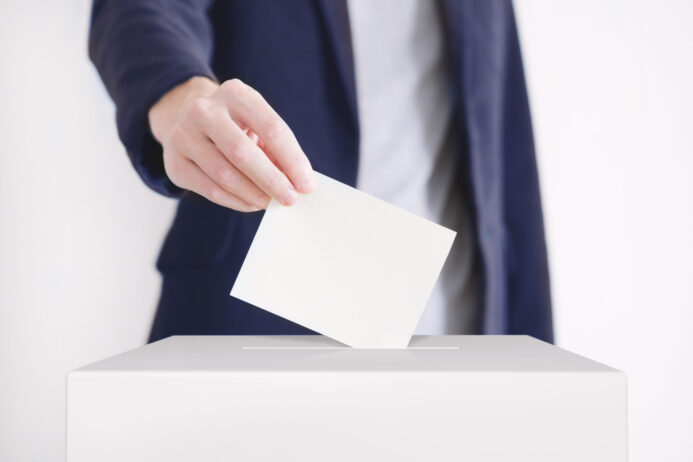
[515,1,693,460]
[0,2,175,461]
[0,1,691,461]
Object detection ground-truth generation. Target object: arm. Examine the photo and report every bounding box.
[89,0,315,209]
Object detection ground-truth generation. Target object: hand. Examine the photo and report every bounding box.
[148,76,316,211]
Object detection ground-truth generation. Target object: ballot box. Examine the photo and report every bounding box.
[67,335,628,461]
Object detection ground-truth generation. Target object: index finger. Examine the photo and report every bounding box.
[220,79,316,194]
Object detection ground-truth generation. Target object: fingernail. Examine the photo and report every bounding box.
[282,188,299,206]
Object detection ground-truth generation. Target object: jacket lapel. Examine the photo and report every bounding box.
[439,0,510,334]
[314,0,359,129]
[439,0,506,205]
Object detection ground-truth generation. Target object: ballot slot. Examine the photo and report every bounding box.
[241,346,460,350]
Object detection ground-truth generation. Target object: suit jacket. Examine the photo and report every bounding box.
[89,0,554,343]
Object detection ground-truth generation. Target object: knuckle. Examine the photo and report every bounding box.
[187,97,211,119]
[168,123,187,146]
[263,119,288,143]
[227,138,249,164]
[215,164,234,186]
[207,186,225,204]
[266,169,286,192]
[244,85,264,102]
[221,78,246,98]
[284,153,305,172]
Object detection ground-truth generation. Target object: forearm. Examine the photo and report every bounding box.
[88,0,217,196]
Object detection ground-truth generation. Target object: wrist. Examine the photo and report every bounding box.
[148,76,218,144]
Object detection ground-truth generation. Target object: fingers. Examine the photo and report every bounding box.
[199,104,302,206]
[186,136,271,210]
[168,156,260,212]
[162,78,317,212]
[218,79,316,194]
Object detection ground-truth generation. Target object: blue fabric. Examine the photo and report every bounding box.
[89,0,553,343]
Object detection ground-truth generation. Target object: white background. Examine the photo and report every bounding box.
[0,1,691,461]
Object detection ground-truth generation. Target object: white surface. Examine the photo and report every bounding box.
[348,0,479,334]
[67,336,627,462]
[514,1,693,460]
[75,335,618,372]
[0,2,174,462]
[231,173,456,348]
[1,1,692,461]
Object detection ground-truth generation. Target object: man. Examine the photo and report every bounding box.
[89,0,553,343]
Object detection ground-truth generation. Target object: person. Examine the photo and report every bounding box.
[89,0,553,343]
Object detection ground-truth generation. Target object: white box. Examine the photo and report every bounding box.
[67,335,628,461]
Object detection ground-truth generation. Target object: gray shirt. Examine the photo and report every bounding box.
[348,0,480,334]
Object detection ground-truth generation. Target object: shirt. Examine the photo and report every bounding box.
[347,0,480,334]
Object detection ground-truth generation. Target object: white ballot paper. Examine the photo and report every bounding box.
[230,172,456,348]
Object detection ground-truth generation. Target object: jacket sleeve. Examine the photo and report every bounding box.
[502,5,554,343]
[88,0,217,196]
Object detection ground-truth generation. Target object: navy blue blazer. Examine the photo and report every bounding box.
[89,0,553,343]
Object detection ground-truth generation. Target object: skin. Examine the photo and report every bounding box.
[148,76,317,211]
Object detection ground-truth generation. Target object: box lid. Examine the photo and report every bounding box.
[73,335,620,373]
